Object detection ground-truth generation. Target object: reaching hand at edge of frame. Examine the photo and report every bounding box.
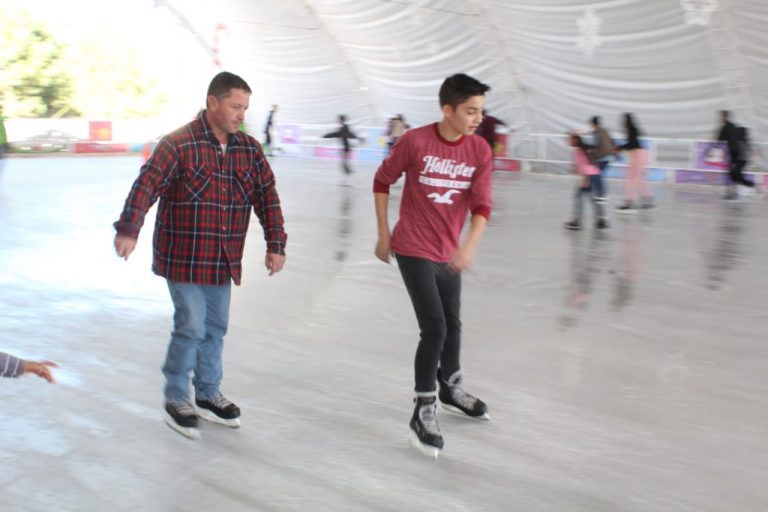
[24,361,59,384]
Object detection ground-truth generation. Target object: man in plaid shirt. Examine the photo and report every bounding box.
[114,71,287,438]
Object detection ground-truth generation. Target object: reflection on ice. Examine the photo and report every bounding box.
[1,157,767,511]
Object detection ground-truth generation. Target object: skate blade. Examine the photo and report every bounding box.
[408,431,441,460]
[164,416,200,440]
[441,404,491,421]
[197,408,241,428]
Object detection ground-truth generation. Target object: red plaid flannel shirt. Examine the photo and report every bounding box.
[114,112,287,285]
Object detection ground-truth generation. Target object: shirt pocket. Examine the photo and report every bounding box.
[181,165,212,202]
[233,165,257,204]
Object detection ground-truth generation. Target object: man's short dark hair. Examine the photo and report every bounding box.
[438,73,490,109]
[721,110,730,120]
[591,116,601,126]
[206,71,251,105]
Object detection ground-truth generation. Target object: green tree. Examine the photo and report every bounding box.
[0,10,77,117]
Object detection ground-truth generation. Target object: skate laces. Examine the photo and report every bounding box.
[419,401,440,434]
[170,401,196,416]
[450,384,478,410]
[206,393,234,409]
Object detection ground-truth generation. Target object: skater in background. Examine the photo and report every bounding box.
[263,104,278,156]
[564,132,608,230]
[386,114,409,154]
[475,109,507,154]
[716,110,755,199]
[113,71,287,439]
[615,113,652,213]
[323,114,363,174]
[586,115,615,200]
[373,73,492,459]
[1,351,58,383]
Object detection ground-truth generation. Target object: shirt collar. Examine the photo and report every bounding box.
[197,110,243,146]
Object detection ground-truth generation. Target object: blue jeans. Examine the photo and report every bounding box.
[162,280,231,403]
[595,159,610,197]
[574,175,606,222]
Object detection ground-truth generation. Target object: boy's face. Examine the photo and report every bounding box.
[442,95,485,136]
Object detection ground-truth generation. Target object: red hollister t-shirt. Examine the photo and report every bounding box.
[373,123,493,263]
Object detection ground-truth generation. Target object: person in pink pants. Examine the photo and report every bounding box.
[615,113,653,213]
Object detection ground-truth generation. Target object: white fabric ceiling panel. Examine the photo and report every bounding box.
[163,0,766,142]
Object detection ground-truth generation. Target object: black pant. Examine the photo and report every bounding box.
[396,254,461,394]
[729,160,754,187]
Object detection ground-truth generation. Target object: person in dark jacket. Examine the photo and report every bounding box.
[717,110,755,198]
[323,114,363,174]
[586,115,615,200]
[475,109,507,154]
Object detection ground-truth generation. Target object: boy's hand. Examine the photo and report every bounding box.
[24,361,59,384]
[375,235,392,263]
[448,247,474,273]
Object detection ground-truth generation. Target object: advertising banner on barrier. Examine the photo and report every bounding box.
[695,141,729,170]
[494,133,508,157]
[89,121,112,142]
[278,125,300,144]
[675,169,728,185]
[493,158,520,171]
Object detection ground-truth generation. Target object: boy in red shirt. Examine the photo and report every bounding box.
[373,74,493,458]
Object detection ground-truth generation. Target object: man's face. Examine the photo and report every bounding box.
[208,88,250,136]
[443,95,485,136]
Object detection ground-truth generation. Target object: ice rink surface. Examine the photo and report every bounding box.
[0,156,766,512]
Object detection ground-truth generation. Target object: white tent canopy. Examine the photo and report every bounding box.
[158,0,767,144]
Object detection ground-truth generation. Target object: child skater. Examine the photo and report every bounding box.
[373,73,492,459]
[565,132,608,230]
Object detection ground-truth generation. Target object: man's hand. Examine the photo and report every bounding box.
[265,252,286,276]
[114,235,137,260]
[24,361,59,384]
[375,235,392,263]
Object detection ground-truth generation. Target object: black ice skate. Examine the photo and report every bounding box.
[437,370,490,421]
[409,396,444,459]
[165,401,200,439]
[196,394,241,428]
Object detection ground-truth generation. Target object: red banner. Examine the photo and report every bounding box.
[89,121,112,142]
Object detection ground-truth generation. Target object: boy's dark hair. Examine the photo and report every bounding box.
[438,73,490,108]
[591,116,600,126]
[721,109,730,120]
[206,72,251,105]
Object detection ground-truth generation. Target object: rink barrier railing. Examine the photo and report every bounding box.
[506,132,768,187]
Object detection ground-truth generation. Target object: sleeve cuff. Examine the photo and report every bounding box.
[373,179,390,194]
[471,205,491,221]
